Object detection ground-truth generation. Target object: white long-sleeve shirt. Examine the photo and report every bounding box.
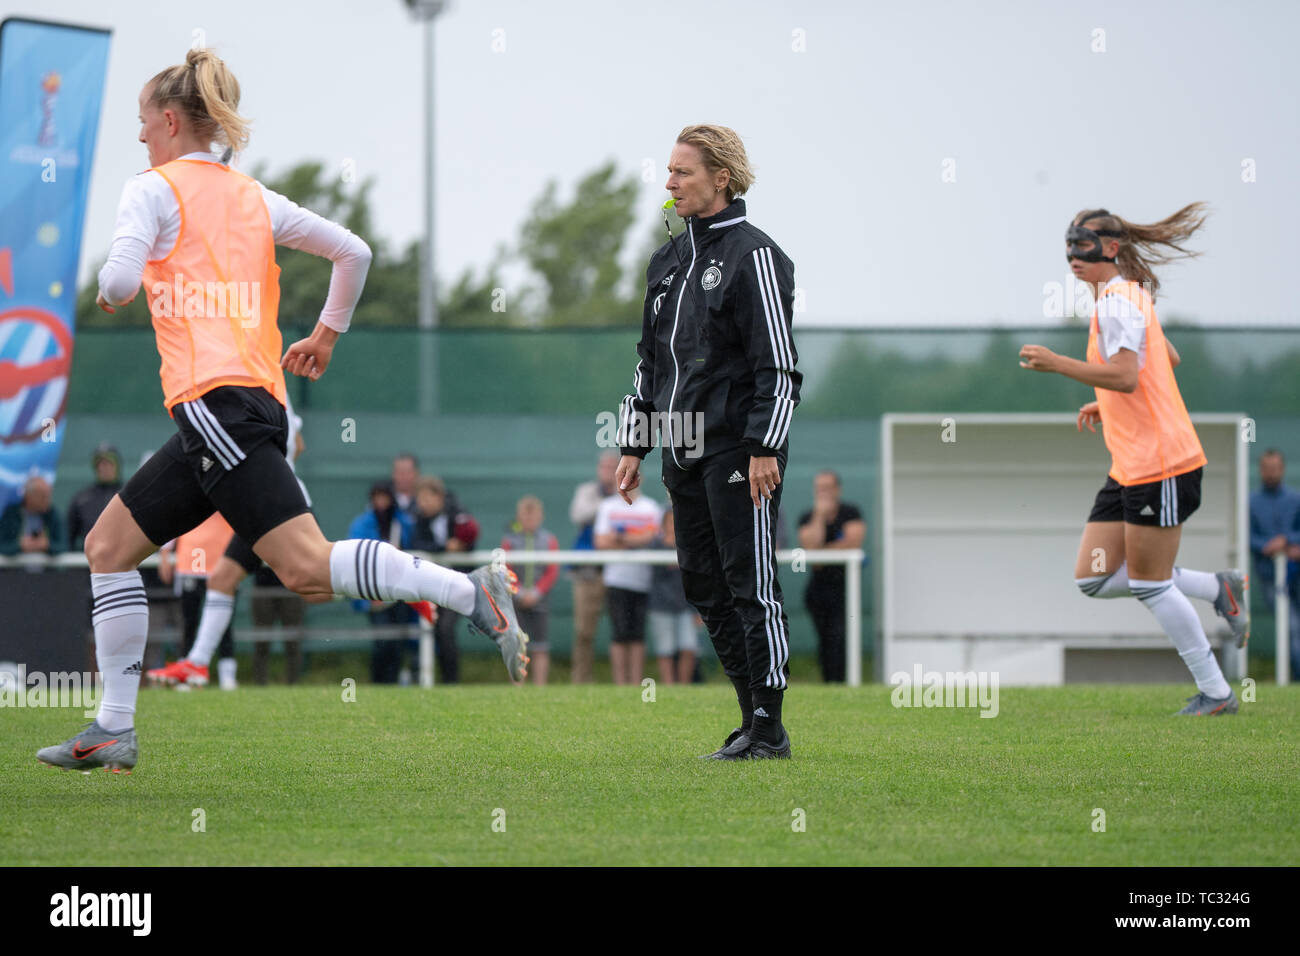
[97,151,370,333]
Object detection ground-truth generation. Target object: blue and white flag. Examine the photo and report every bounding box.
[0,18,110,507]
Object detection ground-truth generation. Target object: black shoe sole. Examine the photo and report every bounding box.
[747,733,792,759]
[747,746,791,759]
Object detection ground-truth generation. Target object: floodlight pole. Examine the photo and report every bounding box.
[405,0,448,414]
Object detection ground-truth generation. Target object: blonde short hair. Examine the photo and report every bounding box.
[416,476,446,497]
[676,124,754,201]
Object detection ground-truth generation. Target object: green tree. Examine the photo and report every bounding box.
[75,260,152,329]
[74,159,387,331]
[75,158,648,330]
[437,248,511,328]
[258,161,379,331]
[517,161,643,327]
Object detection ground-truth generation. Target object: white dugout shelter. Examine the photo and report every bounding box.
[879,413,1249,684]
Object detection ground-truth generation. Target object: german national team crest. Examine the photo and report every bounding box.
[701,265,722,291]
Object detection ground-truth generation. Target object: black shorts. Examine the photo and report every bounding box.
[606,586,648,644]
[516,606,549,651]
[224,532,263,575]
[120,386,310,547]
[1087,467,1202,527]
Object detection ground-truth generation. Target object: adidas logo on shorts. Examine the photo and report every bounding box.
[727,470,745,484]
[1140,505,1155,516]
[201,455,214,472]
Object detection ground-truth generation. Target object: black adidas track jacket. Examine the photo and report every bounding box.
[617,198,801,470]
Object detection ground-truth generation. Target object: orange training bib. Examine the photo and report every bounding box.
[1086,280,1205,485]
[141,160,286,412]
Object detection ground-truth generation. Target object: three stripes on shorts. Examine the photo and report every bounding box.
[176,397,247,471]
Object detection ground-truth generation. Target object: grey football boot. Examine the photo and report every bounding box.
[466,565,529,682]
[1175,691,1239,716]
[1212,570,1249,648]
[37,722,139,773]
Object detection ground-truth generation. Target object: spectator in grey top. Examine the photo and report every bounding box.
[648,509,699,685]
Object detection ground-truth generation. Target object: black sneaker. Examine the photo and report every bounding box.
[700,727,750,760]
[747,728,792,759]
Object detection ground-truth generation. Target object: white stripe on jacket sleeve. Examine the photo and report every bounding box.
[750,248,795,450]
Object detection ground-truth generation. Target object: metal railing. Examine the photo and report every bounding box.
[431,548,867,687]
[0,547,868,688]
[1274,552,1292,686]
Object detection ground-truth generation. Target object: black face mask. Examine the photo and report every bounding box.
[1066,223,1124,263]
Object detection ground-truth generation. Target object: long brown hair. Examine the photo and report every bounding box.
[147,48,249,156]
[1073,202,1208,299]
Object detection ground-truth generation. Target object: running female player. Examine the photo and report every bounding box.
[1019,204,1247,716]
[38,49,527,773]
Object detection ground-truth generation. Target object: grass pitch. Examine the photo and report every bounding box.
[4,683,1297,866]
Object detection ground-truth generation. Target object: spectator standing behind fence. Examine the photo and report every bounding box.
[797,470,866,683]
[410,475,480,684]
[155,511,239,689]
[0,475,63,557]
[66,444,123,552]
[1249,449,1300,679]
[392,452,420,517]
[349,480,415,684]
[594,487,662,685]
[648,509,700,684]
[501,496,559,685]
[568,451,619,683]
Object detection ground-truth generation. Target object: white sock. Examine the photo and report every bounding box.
[1173,566,1219,602]
[328,540,475,615]
[92,571,149,732]
[1078,561,1220,603]
[1076,561,1131,599]
[218,658,238,689]
[187,590,235,667]
[1130,578,1232,698]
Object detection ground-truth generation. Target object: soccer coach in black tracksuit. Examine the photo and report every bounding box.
[614,124,801,760]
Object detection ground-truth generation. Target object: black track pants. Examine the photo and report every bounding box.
[662,447,790,692]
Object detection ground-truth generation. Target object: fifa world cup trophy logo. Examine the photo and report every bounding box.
[38,72,60,148]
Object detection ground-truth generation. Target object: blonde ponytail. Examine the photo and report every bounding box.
[147,49,250,156]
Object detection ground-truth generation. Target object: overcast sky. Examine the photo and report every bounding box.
[13,0,1300,325]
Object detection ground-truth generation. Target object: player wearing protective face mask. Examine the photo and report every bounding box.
[1019,205,1247,716]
